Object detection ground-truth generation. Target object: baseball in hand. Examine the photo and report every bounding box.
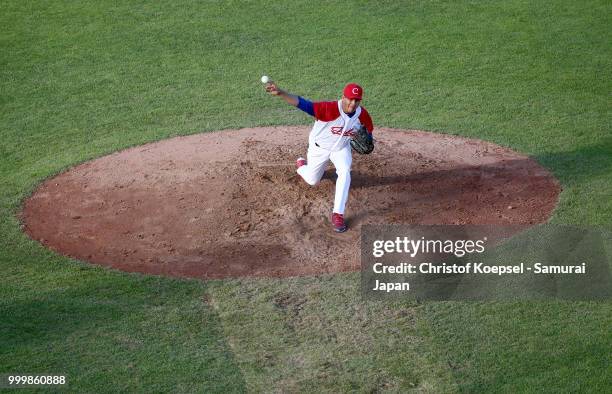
[261,75,270,84]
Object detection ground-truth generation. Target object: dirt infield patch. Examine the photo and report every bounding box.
[21,127,560,279]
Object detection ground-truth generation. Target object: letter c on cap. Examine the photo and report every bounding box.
[352,87,359,94]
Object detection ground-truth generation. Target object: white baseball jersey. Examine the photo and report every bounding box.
[308,100,374,151]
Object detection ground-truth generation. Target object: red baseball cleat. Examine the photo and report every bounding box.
[331,212,347,233]
[296,157,306,169]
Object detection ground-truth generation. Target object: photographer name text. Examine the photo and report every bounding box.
[372,262,586,292]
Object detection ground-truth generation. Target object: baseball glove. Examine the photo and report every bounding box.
[350,125,374,154]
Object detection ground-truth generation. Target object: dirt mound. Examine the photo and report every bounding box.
[21,127,560,279]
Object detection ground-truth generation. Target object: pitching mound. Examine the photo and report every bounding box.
[21,127,560,279]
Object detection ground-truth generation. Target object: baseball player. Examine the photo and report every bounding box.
[264,81,374,232]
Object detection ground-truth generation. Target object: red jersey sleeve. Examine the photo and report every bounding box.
[313,101,341,121]
[359,108,374,133]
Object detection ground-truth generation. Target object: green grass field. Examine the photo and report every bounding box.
[1,0,611,392]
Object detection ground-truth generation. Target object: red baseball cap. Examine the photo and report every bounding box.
[343,83,363,100]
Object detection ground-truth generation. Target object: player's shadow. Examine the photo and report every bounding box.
[347,157,553,225]
[346,136,611,224]
[349,135,611,190]
[349,159,532,189]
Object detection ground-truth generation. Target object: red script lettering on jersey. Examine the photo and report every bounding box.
[331,126,356,137]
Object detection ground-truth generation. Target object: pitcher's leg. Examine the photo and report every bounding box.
[297,144,329,186]
[329,145,353,215]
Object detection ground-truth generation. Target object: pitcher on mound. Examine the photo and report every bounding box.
[264,81,374,233]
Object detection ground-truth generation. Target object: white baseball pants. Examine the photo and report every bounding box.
[296,143,352,215]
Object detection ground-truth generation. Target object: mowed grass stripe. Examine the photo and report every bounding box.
[207,275,455,392]
[1,0,610,391]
